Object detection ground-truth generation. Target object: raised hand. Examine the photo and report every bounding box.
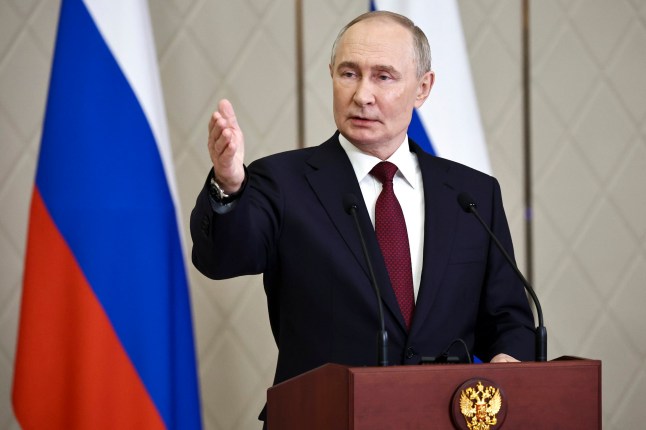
[207,99,246,194]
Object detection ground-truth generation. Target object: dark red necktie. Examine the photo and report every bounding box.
[370,161,415,329]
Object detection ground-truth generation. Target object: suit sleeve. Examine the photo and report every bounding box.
[189,160,282,280]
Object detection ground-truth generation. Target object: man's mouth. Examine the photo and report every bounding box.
[349,115,378,124]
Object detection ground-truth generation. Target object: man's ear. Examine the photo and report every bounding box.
[415,71,435,108]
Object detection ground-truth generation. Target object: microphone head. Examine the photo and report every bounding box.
[457,192,477,213]
[343,193,359,214]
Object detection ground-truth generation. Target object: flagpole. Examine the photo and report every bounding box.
[295,0,305,149]
[522,0,534,285]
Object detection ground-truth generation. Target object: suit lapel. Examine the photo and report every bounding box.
[408,142,461,338]
[304,135,409,332]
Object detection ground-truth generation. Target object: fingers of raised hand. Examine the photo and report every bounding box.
[207,100,244,169]
[218,99,238,127]
[208,114,230,151]
[209,100,240,147]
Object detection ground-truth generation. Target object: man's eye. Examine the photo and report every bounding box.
[341,71,356,78]
[378,74,392,81]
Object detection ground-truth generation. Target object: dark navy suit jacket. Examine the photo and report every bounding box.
[191,133,535,392]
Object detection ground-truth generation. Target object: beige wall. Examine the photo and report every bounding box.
[1,0,645,428]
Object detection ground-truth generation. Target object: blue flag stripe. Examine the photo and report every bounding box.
[408,109,436,156]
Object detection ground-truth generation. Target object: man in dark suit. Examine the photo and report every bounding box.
[191,9,534,424]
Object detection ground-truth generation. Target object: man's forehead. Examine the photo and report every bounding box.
[335,23,415,69]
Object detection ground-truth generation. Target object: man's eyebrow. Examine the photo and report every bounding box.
[373,64,401,77]
[335,62,402,77]
[335,61,359,70]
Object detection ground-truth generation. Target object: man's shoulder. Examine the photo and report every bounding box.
[414,146,492,181]
[249,134,341,167]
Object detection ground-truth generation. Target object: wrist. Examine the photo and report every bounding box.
[212,167,244,194]
[209,169,246,204]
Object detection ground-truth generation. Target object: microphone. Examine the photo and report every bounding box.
[457,192,547,362]
[343,193,389,367]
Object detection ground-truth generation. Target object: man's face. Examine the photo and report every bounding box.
[330,18,433,158]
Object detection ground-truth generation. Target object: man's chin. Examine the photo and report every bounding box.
[343,135,379,149]
[341,128,381,146]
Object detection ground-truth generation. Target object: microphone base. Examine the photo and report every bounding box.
[377,330,389,367]
[420,355,463,364]
[535,326,548,362]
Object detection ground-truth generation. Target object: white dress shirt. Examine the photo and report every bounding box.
[338,134,425,301]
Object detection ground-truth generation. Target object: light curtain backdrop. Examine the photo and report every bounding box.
[1,0,645,428]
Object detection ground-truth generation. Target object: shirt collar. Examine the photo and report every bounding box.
[338,133,419,188]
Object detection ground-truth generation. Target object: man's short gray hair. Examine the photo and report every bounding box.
[330,11,432,79]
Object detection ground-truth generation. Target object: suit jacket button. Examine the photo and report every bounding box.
[406,347,417,359]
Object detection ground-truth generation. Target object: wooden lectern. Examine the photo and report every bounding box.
[267,357,600,429]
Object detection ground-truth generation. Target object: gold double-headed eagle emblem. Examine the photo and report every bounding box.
[459,381,502,430]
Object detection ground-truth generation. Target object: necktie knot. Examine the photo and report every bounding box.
[370,161,398,185]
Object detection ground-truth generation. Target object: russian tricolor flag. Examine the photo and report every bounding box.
[12,0,202,429]
[373,0,491,174]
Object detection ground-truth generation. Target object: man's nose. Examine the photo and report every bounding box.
[353,78,375,106]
